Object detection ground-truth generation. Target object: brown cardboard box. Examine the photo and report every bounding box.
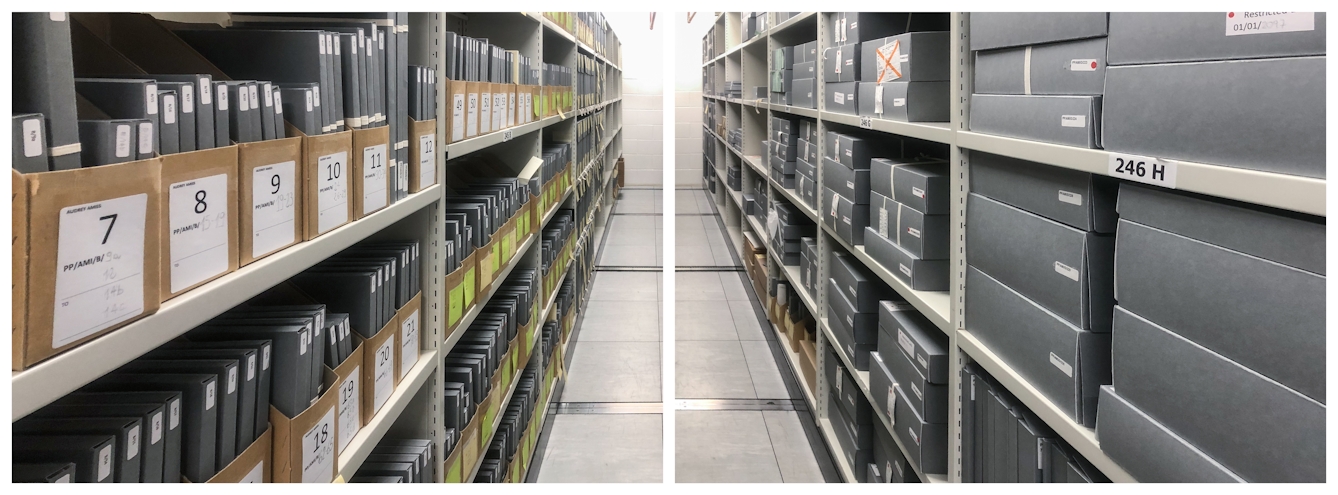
[394,292,422,381]
[14,158,163,370]
[236,137,303,267]
[160,146,240,301]
[332,340,366,457]
[408,119,437,192]
[351,126,391,220]
[207,428,272,482]
[466,81,483,139]
[799,338,818,394]
[446,80,469,143]
[13,170,29,367]
[291,126,353,240]
[506,84,518,128]
[788,316,808,354]
[479,82,494,135]
[360,315,401,424]
[444,259,468,332]
[442,400,482,482]
[270,369,339,483]
[458,250,479,316]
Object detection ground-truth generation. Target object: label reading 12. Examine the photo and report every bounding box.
[1107,153,1177,189]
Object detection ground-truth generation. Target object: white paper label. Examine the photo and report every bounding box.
[205,380,216,410]
[317,152,350,232]
[163,94,177,124]
[168,174,229,293]
[248,85,259,111]
[467,94,478,136]
[836,373,843,396]
[493,93,504,130]
[876,41,903,82]
[1057,190,1083,206]
[418,134,436,187]
[199,78,212,105]
[1054,261,1081,282]
[273,91,282,114]
[150,411,163,444]
[312,87,321,107]
[373,337,394,413]
[911,381,923,401]
[319,34,327,54]
[138,123,153,154]
[833,92,845,105]
[300,407,336,482]
[241,463,264,483]
[114,124,131,158]
[251,161,297,257]
[50,12,66,21]
[1060,115,1086,128]
[400,309,420,379]
[897,329,915,358]
[1226,12,1314,36]
[181,85,194,114]
[893,98,906,107]
[878,207,889,237]
[834,49,842,73]
[907,226,921,238]
[299,329,308,355]
[361,144,389,214]
[22,118,43,157]
[452,93,466,141]
[97,445,112,481]
[1070,59,1099,71]
[508,93,516,127]
[237,88,250,112]
[169,399,181,429]
[227,366,238,393]
[126,425,140,460]
[887,386,897,426]
[1050,352,1074,377]
[479,92,491,133]
[1108,153,1177,189]
[899,263,912,277]
[52,194,147,347]
[246,355,257,381]
[217,84,228,110]
[337,366,361,453]
[145,85,158,114]
[305,90,314,112]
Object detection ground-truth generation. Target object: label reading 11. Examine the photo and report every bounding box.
[362,144,389,214]
[1107,153,1177,189]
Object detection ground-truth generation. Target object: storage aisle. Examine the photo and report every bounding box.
[531,188,663,483]
[674,189,836,483]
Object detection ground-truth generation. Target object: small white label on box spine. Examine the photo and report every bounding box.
[146,85,158,114]
[23,118,43,157]
[1050,351,1074,377]
[1054,261,1080,281]
[97,445,112,481]
[139,123,153,154]
[163,95,176,124]
[1060,115,1086,128]
[1057,190,1083,206]
[907,226,921,238]
[115,124,131,158]
[900,264,912,277]
[893,97,906,107]
[898,329,915,358]
[205,380,216,410]
[1069,59,1099,71]
[170,399,180,429]
[217,84,228,110]
[182,85,194,113]
[126,425,139,459]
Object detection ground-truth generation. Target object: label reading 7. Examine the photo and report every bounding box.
[53,194,148,347]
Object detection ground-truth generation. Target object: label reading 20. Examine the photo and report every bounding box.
[1107,153,1177,189]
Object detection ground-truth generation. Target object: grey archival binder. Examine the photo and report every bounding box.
[120,360,241,471]
[87,373,219,483]
[36,402,169,483]
[74,78,160,155]
[14,13,81,170]
[12,434,118,483]
[167,339,274,441]
[157,89,180,154]
[151,74,215,149]
[59,391,185,483]
[76,120,134,167]
[157,82,196,152]
[145,348,261,453]
[13,113,50,172]
[14,417,145,483]
[189,325,312,419]
[281,85,321,136]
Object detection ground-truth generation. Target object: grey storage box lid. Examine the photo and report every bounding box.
[973,37,1107,96]
[969,150,1117,233]
[970,94,1102,149]
[1095,386,1245,483]
[969,13,1108,51]
[1107,12,1326,65]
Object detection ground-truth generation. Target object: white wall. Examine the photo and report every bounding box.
[606,12,664,187]
[674,13,714,187]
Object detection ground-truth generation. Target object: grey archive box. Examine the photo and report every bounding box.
[857,81,949,122]
[1107,12,1326,65]
[831,250,896,312]
[791,78,816,108]
[891,384,948,475]
[825,82,859,115]
[76,120,135,167]
[873,418,917,483]
[969,94,1101,149]
[74,78,162,155]
[969,151,1118,233]
[868,158,947,213]
[14,13,81,170]
[859,32,951,83]
[823,156,870,204]
[973,37,1108,95]
[822,43,860,82]
[878,300,947,384]
[964,266,1108,427]
[826,187,869,245]
[882,332,948,424]
[864,227,948,291]
[1103,56,1324,178]
[969,12,1109,51]
[1114,218,1324,403]
[1095,386,1245,483]
[1111,306,1324,482]
[793,60,816,80]
[890,200,949,260]
[826,277,879,346]
[967,193,1114,332]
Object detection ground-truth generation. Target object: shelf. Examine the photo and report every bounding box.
[537,14,576,43]
[745,213,766,241]
[822,227,952,333]
[775,258,816,315]
[821,112,953,145]
[767,320,816,411]
[337,349,440,480]
[770,179,818,224]
[770,104,819,119]
[576,40,620,71]
[819,318,947,484]
[956,131,1325,217]
[445,115,562,158]
[576,97,621,116]
[770,12,816,35]
[818,418,859,483]
[12,184,443,419]
[742,154,766,175]
[444,231,537,351]
[958,330,1137,483]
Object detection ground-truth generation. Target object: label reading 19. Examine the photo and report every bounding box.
[316,152,350,233]
[1107,153,1177,189]
[52,194,148,347]
[362,144,389,214]
[337,368,361,453]
[859,116,873,129]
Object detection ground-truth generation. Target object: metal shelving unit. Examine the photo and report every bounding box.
[702,10,1326,485]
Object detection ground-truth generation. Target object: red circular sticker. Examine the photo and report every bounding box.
[1228,12,1235,18]
[1091,61,1099,69]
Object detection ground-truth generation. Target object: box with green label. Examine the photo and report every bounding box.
[445,251,476,332]
[13,157,163,371]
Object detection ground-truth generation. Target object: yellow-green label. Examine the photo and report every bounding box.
[449,284,464,327]
[464,267,477,307]
[482,401,496,440]
[491,247,501,272]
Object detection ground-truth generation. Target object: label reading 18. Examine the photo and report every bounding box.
[301,407,336,482]
[1107,153,1177,189]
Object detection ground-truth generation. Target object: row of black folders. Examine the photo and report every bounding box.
[349,438,435,483]
[442,269,542,443]
[961,362,1109,483]
[540,321,561,375]
[290,241,422,341]
[442,31,540,84]
[475,361,543,483]
[541,210,577,272]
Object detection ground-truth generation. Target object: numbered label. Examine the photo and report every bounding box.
[98,445,113,481]
[251,161,297,258]
[53,194,148,347]
[373,338,394,413]
[466,94,478,137]
[859,115,873,129]
[22,118,43,157]
[151,411,163,444]
[301,407,336,482]
[181,85,194,114]
[114,124,131,158]
[361,144,389,214]
[400,309,420,379]
[1107,153,1177,189]
[163,94,177,124]
[317,152,350,233]
[502,129,513,142]
[418,134,436,188]
[337,367,361,453]
[241,463,264,483]
[168,174,229,293]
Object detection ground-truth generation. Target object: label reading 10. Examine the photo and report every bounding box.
[316,152,350,233]
[1107,153,1177,189]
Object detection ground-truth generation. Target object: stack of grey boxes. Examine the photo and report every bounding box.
[869,300,948,478]
[856,30,950,122]
[820,131,880,247]
[826,251,895,373]
[774,42,817,108]
[767,199,814,267]
[744,12,768,41]
[769,115,799,188]
[824,13,949,116]
[792,119,819,208]
[861,155,949,291]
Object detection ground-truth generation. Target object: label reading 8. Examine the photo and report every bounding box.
[316,152,350,233]
[251,161,297,258]
[301,407,336,482]
[373,338,395,413]
[1108,153,1177,189]
[419,134,436,187]
[859,116,873,129]
[52,194,148,347]
[361,144,389,214]
[168,174,230,293]
[337,368,361,453]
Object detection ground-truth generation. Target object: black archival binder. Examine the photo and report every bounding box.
[157,89,181,154]
[120,360,240,471]
[76,120,134,167]
[188,325,311,419]
[14,13,81,170]
[12,434,118,483]
[34,403,167,483]
[270,84,287,139]
[292,270,382,339]
[339,33,364,128]
[281,85,321,136]
[225,82,259,143]
[308,261,393,333]
[173,29,331,132]
[145,348,261,453]
[205,316,322,405]
[165,339,274,441]
[329,313,353,364]
[74,78,160,155]
[86,373,219,483]
[151,74,215,150]
[13,416,145,483]
[59,391,184,483]
[258,81,277,140]
[11,462,78,483]
[157,82,197,152]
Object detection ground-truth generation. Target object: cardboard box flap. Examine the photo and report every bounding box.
[72,13,231,80]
